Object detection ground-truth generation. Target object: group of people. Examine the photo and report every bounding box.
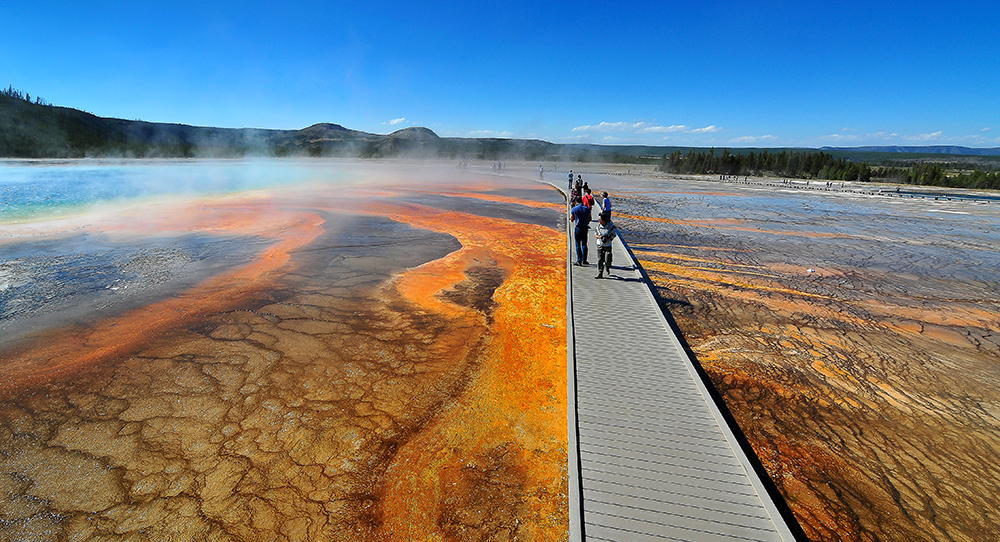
[568,172,617,279]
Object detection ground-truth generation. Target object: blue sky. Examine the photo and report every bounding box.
[3,1,998,148]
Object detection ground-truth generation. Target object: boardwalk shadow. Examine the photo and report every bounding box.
[655,296,693,309]
[605,275,642,283]
[606,265,643,282]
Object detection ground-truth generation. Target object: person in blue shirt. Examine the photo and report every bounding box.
[600,191,611,220]
[570,196,591,265]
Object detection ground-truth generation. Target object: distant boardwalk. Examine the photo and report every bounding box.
[566,231,798,541]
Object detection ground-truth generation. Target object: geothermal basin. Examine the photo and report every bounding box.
[4,159,1000,542]
[0,160,568,541]
[601,172,1000,542]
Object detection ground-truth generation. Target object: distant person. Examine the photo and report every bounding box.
[539,165,544,180]
[570,180,580,203]
[594,213,618,279]
[570,196,591,266]
[600,191,611,220]
[568,170,574,189]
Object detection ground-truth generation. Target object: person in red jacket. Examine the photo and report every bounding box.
[581,187,596,211]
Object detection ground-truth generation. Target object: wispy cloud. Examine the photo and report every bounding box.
[822,133,855,142]
[821,130,899,143]
[730,135,777,144]
[907,131,944,141]
[572,121,640,132]
[814,129,1000,146]
[572,121,720,136]
[384,117,407,126]
[467,129,513,137]
[639,124,689,134]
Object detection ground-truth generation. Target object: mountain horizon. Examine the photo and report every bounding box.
[3,91,1000,161]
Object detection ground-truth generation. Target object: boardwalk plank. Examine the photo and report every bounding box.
[585,502,780,541]
[569,228,796,542]
[581,460,760,501]
[585,484,779,530]
[583,475,768,514]
[580,434,746,471]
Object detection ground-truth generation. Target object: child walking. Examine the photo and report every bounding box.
[594,213,617,279]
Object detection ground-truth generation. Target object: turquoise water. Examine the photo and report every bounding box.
[0,159,334,339]
[0,159,338,222]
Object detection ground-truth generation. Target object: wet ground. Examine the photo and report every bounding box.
[0,162,568,541]
[589,172,1000,542]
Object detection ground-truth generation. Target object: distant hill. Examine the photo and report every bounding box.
[821,145,1000,156]
[4,91,1000,163]
[0,93,449,158]
[0,93,626,160]
[0,93,288,157]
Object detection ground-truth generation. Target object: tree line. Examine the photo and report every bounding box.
[902,163,1000,190]
[657,148,1000,190]
[3,85,49,106]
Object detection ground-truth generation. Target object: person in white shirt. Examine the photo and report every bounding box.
[593,213,618,279]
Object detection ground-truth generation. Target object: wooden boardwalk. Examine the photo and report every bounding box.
[566,229,799,541]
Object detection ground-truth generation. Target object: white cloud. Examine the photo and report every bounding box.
[907,131,944,141]
[812,129,1000,146]
[730,135,777,144]
[466,129,513,137]
[385,117,406,125]
[983,127,992,132]
[639,124,689,134]
[821,131,898,143]
[572,121,639,132]
[572,121,720,136]
[932,131,1000,146]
